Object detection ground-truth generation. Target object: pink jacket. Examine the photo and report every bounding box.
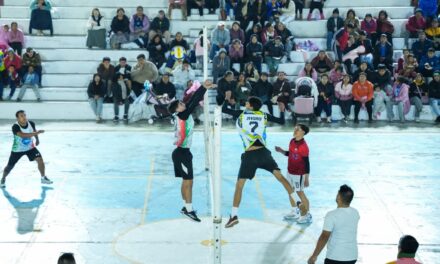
[7,29,25,44]
[392,83,410,114]
[334,81,353,101]
[298,68,318,82]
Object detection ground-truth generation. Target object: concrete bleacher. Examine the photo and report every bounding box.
[0,0,433,122]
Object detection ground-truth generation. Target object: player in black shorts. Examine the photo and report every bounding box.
[1,110,53,188]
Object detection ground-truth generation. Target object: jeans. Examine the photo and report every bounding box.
[285,38,295,60]
[6,76,18,98]
[17,84,41,100]
[315,99,332,118]
[430,98,440,117]
[113,97,129,117]
[354,100,373,120]
[327,32,334,51]
[386,100,405,121]
[89,97,104,117]
[410,96,423,118]
[265,56,281,75]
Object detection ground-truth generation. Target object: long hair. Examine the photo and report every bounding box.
[198,30,204,47]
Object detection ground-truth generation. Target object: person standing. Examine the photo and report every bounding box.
[1,110,53,188]
[308,184,359,264]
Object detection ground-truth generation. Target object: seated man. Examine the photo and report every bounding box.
[264,36,285,76]
[17,65,41,102]
[419,47,440,77]
[21,47,43,87]
[148,10,171,44]
[154,73,176,100]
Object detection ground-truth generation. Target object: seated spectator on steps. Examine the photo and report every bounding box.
[373,34,393,72]
[22,47,42,88]
[327,8,344,51]
[405,8,426,48]
[131,54,159,97]
[334,73,353,122]
[97,57,115,102]
[328,60,345,84]
[419,47,440,77]
[315,73,334,123]
[86,8,107,49]
[110,8,130,49]
[271,71,291,114]
[216,71,236,106]
[245,34,263,72]
[230,22,245,44]
[0,24,10,52]
[428,70,440,123]
[261,22,277,46]
[266,0,282,23]
[229,39,245,74]
[245,23,263,45]
[279,0,296,25]
[87,73,106,123]
[205,0,218,15]
[386,235,421,264]
[409,73,428,122]
[17,65,41,102]
[386,76,410,123]
[376,10,394,45]
[8,22,25,56]
[149,10,171,44]
[129,6,150,48]
[165,32,190,73]
[212,48,230,83]
[154,73,176,100]
[29,0,53,36]
[425,18,440,50]
[333,23,355,61]
[1,65,19,101]
[372,84,389,120]
[353,61,374,82]
[341,34,359,75]
[344,9,360,31]
[361,14,377,45]
[147,34,168,69]
[411,30,433,62]
[307,0,325,21]
[243,61,260,86]
[168,0,187,21]
[275,22,295,62]
[234,73,252,109]
[187,0,204,18]
[352,72,374,123]
[311,50,334,75]
[172,60,196,99]
[4,48,22,79]
[372,64,393,95]
[210,22,231,60]
[251,72,274,114]
[356,30,374,69]
[114,57,132,91]
[264,36,285,76]
[298,61,318,82]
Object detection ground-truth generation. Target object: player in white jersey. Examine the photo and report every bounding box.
[221,97,299,228]
[1,110,53,188]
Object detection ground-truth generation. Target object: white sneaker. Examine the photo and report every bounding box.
[415,117,420,123]
[297,213,312,224]
[41,176,53,185]
[284,208,300,220]
[317,117,322,123]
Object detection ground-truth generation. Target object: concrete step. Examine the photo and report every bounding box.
[4,0,168,7]
[2,87,87,101]
[37,49,147,62]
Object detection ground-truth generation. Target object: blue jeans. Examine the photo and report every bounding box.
[89,97,104,118]
[430,98,440,117]
[326,32,334,51]
[265,57,281,75]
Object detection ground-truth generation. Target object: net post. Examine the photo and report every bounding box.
[212,105,222,264]
[203,26,210,171]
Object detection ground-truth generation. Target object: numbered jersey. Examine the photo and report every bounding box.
[236,110,267,150]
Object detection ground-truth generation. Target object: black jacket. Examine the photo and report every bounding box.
[326,16,344,33]
[110,15,130,33]
[409,81,428,98]
[150,17,170,33]
[114,64,132,81]
[248,1,267,19]
[251,79,273,99]
[147,40,168,60]
[372,70,392,89]
[217,78,236,98]
[264,41,285,58]
[246,41,264,60]
[428,79,440,99]
[87,81,106,98]
[169,38,189,51]
[317,82,334,102]
[154,80,176,99]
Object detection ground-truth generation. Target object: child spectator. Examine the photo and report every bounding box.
[22,47,42,87]
[129,6,150,48]
[109,8,130,49]
[307,0,325,21]
[29,0,53,36]
[329,62,344,84]
[387,76,410,123]
[315,74,334,122]
[17,65,41,102]
[87,74,106,123]
[4,48,22,77]
[86,8,107,49]
[8,22,25,56]
[326,8,344,51]
[373,85,388,120]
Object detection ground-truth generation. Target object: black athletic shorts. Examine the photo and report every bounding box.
[324,259,357,264]
[172,147,193,180]
[238,147,280,180]
[7,148,42,168]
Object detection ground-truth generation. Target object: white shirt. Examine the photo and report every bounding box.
[323,207,360,261]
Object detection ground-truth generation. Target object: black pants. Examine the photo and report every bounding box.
[309,1,323,14]
[324,259,357,264]
[354,99,373,120]
[131,81,144,97]
[9,42,23,56]
[339,99,352,117]
[294,0,304,15]
[187,0,204,16]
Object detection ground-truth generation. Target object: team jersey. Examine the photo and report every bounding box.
[174,114,195,148]
[236,110,268,150]
[287,138,309,175]
[11,121,36,153]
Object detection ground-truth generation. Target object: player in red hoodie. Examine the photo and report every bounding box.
[275,124,311,224]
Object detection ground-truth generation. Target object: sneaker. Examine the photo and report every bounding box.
[113,116,119,122]
[415,117,420,123]
[41,176,53,185]
[123,114,128,122]
[16,98,22,102]
[37,98,41,102]
[225,215,239,228]
[354,118,359,124]
[284,207,300,220]
[180,206,188,214]
[297,213,312,224]
[317,117,322,123]
[326,117,332,123]
[183,210,201,222]
[0,177,5,188]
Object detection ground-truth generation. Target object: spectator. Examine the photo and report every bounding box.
[398,53,418,81]
[230,22,245,44]
[212,48,230,83]
[245,23,263,45]
[264,36,285,76]
[361,14,377,45]
[311,50,334,75]
[387,76,410,122]
[307,0,325,21]
[0,50,4,100]
[147,34,168,69]
[266,0,282,23]
[97,57,115,102]
[216,71,236,106]
[372,64,393,93]
[419,47,439,77]
[246,34,264,72]
[114,57,132,91]
[418,0,437,18]
[2,65,19,101]
[0,24,10,52]
[129,6,150,48]
[405,8,426,48]
[326,8,344,51]
[329,60,344,84]
[57,253,76,264]
[234,72,252,109]
[333,23,355,61]
[168,0,187,21]
[396,49,412,74]
[155,73,177,100]
[411,30,433,62]
[4,48,22,76]
[308,184,359,264]
[248,0,267,27]
[22,47,42,88]
[86,8,106,50]
[17,65,41,102]
[187,0,204,18]
[229,39,245,73]
[149,10,171,44]
[353,61,374,82]
[376,10,394,45]
[172,60,196,99]
[315,74,334,123]
[275,22,295,62]
[251,72,274,114]
[352,72,374,123]
[210,22,230,60]
[409,73,428,122]
[110,8,130,49]
[205,0,219,15]
[354,31,374,70]
[87,73,106,123]
[344,9,360,31]
[261,22,277,46]
[235,0,251,31]
[293,0,304,21]
[193,30,211,69]
[272,71,291,114]
[373,34,393,72]
[428,70,440,123]
[386,235,421,264]
[298,61,318,82]
[279,0,296,25]
[8,22,25,56]
[334,73,353,122]
[425,18,440,50]
[244,61,260,86]
[111,73,130,123]
[373,84,389,120]
[131,54,159,96]
[341,34,359,75]
[29,0,53,36]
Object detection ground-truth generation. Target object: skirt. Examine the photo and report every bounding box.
[86,29,106,48]
[110,32,129,48]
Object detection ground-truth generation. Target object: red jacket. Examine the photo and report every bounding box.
[406,15,426,33]
[4,54,22,71]
[352,80,374,101]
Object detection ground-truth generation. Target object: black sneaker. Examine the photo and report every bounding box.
[183,210,201,222]
[368,119,373,123]
[123,114,128,122]
[113,116,119,122]
[180,206,187,214]
[225,215,239,228]
[354,118,359,124]
[436,116,440,123]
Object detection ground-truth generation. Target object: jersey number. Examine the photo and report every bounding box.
[249,121,259,133]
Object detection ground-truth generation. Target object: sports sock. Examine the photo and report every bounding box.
[183,200,186,207]
[185,203,193,212]
[231,207,239,217]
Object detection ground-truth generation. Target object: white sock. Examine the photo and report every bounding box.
[183,200,186,207]
[231,207,239,217]
[185,203,193,212]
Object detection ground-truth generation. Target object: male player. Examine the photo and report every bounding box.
[275,124,312,224]
[168,80,215,222]
[1,110,53,188]
[222,96,298,228]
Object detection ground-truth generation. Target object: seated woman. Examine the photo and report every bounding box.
[109,8,130,49]
[334,73,353,122]
[386,76,410,123]
[129,6,150,48]
[0,24,10,52]
[86,8,107,49]
[234,73,252,109]
[8,22,25,56]
[87,74,106,123]
[147,34,168,70]
[311,50,334,75]
[29,0,53,36]
[229,39,245,74]
[298,62,318,82]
